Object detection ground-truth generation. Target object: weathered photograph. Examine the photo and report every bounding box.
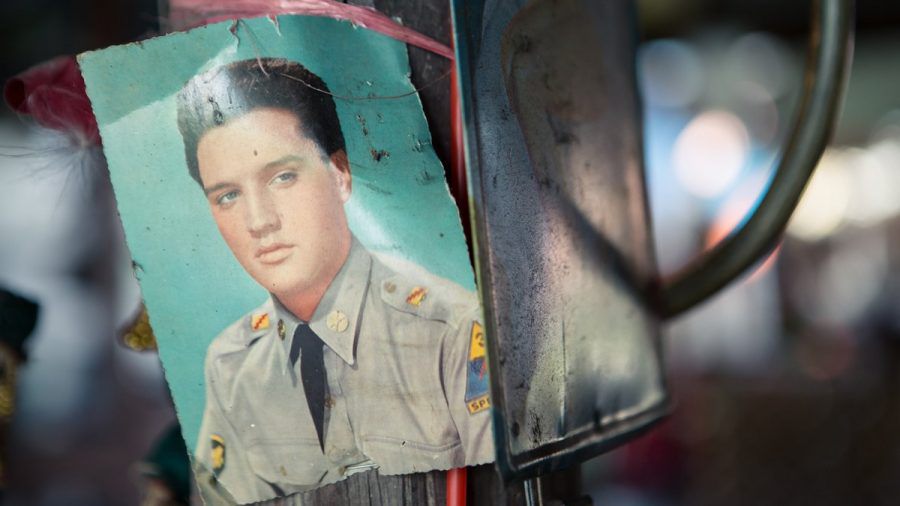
[78,16,491,504]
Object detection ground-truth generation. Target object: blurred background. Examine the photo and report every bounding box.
[0,0,899,505]
[586,1,900,506]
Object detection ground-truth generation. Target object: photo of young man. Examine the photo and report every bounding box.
[177,58,492,503]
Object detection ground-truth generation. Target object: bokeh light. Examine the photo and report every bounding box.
[787,148,852,241]
[672,110,750,199]
[732,80,780,145]
[725,32,795,100]
[638,39,705,109]
[843,146,900,226]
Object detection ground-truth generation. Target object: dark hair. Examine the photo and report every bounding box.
[176,58,345,186]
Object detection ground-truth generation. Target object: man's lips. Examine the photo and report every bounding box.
[255,244,294,264]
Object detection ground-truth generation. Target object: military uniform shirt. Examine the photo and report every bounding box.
[194,238,493,504]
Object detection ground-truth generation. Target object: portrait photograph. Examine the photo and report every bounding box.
[78,15,492,504]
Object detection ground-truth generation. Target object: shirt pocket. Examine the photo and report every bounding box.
[361,435,464,475]
[245,438,330,493]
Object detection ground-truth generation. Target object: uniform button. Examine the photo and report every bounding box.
[327,310,349,333]
[277,319,286,340]
[384,281,396,294]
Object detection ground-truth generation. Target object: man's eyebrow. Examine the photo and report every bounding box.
[203,182,232,196]
[264,155,308,170]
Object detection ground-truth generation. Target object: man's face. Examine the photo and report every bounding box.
[196,108,351,302]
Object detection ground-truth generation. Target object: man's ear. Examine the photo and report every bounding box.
[330,150,352,203]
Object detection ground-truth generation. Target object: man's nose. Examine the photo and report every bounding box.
[245,193,280,237]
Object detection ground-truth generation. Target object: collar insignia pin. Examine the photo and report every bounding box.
[327,310,349,333]
[250,312,270,331]
[406,286,427,307]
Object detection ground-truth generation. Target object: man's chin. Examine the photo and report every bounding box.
[255,271,313,299]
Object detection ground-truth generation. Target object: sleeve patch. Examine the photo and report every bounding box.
[464,321,490,414]
[468,321,486,361]
[467,395,490,415]
[210,434,226,475]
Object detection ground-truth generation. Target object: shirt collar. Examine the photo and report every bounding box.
[271,237,372,369]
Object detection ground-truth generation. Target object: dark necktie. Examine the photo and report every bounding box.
[289,324,327,452]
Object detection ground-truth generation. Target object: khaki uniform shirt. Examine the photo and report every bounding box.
[194,239,493,504]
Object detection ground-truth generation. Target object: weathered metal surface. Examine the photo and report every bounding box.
[453,0,669,480]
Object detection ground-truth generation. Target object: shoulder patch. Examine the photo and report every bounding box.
[464,321,490,415]
[210,434,226,475]
[469,321,486,361]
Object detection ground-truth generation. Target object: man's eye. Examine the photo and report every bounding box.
[270,171,297,186]
[216,190,240,206]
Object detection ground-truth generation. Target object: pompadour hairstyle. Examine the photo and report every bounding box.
[176,58,346,186]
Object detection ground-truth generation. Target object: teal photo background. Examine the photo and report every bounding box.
[78,16,474,449]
